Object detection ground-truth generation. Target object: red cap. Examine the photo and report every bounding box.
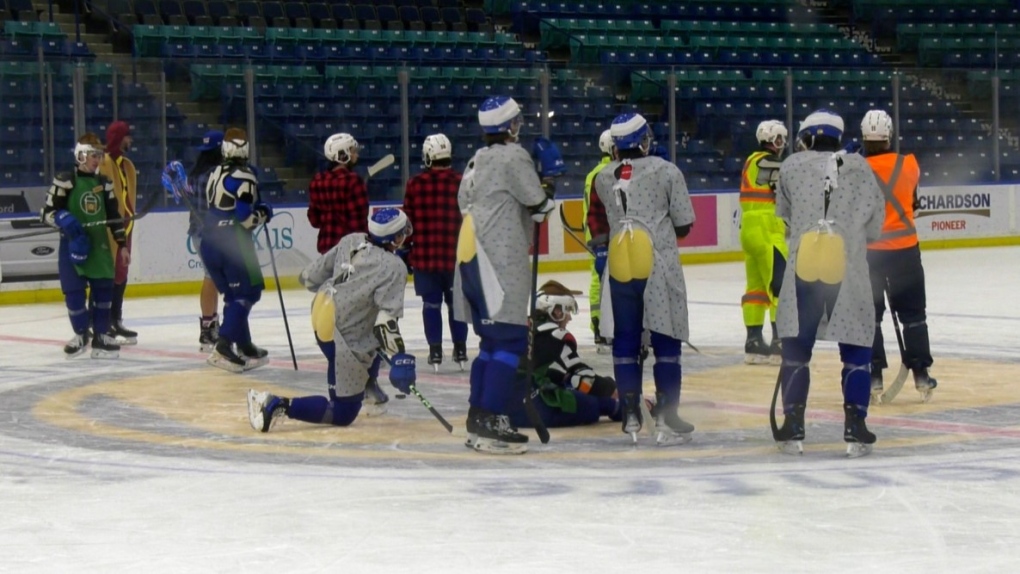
[106,121,131,156]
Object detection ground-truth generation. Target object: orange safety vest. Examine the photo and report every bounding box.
[740,151,779,214]
[866,152,920,250]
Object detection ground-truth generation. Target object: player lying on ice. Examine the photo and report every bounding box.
[246,208,417,432]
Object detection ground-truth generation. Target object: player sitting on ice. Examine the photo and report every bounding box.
[246,208,417,432]
[507,280,633,429]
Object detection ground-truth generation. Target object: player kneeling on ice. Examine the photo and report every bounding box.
[508,280,635,429]
[772,110,885,458]
[247,208,417,433]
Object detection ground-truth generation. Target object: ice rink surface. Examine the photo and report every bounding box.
[2,246,1019,573]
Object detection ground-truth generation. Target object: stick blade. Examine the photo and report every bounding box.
[879,364,910,404]
[368,154,395,178]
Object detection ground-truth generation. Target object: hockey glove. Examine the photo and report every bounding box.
[842,141,862,155]
[593,245,608,277]
[54,210,84,238]
[388,352,416,394]
[254,201,274,222]
[68,234,90,264]
[529,197,555,223]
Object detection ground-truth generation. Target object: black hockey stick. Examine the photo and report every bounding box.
[378,350,454,433]
[0,185,164,243]
[769,367,782,440]
[523,221,552,444]
[879,280,910,403]
[263,224,298,371]
[558,203,594,256]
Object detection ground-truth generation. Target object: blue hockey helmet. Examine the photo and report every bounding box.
[798,109,844,141]
[533,137,566,177]
[478,96,522,135]
[610,112,652,151]
[368,208,412,245]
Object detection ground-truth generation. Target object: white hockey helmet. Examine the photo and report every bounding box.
[535,281,578,319]
[74,133,103,168]
[221,127,250,160]
[324,132,359,164]
[861,109,893,141]
[756,120,788,147]
[422,133,452,167]
[598,129,614,155]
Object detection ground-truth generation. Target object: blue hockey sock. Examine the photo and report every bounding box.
[480,350,520,414]
[653,359,681,405]
[469,350,490,408]
[421,294,443,345]
[65,290,89,334]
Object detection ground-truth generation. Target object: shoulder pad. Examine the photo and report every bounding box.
[53,172,75,188]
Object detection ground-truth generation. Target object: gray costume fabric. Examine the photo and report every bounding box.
[453,142,547,327]
[593,156,696,341]
[300,232,408,396]
[775,150,885,346]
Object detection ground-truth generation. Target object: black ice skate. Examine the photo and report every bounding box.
[64,330,91,359]
[453,342,468,371]
[91,332,121,359]
[744,335,771,365]
[652,393,695,447]
[427,343,443,372]
[767,338,782,365]
[464,405,480,449]
[843,404,876,458]
[247,389,289,432]
[237,341,269,371]
[870,369,884,404]
[620,392,644,444]
[110,320,137,346]
[774,404,806,455]
[207,338,247,373]
[199,317,219,353]
[472,410,528,455]
[913,368,938,403]
[362,377,389,416]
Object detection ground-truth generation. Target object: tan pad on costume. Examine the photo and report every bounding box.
[456,213,477,263]
[795,230,846,284]
[311,290,336,342]
[608,228,653,282]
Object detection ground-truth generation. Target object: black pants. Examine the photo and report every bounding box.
[867,244,933,372]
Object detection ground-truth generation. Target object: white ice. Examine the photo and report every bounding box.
[1,246,1020,573]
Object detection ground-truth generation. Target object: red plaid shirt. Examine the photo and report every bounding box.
[402,167,463,273]
[307,166,368,254]
[586,187,609,241]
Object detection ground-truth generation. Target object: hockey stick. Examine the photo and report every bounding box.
[879,282,910,404]
[524,221,552,444]
[559,203,594,256]
[378,350,454,433]
[769,367,782,440]
[0,185,164,243]
[367,154,395,179]
[263,224,298,371]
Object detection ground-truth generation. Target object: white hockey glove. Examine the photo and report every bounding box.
[374,310,405,355]
[529,197,555,223]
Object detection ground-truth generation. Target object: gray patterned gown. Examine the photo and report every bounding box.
[453,142,548,327]
[300,232,408,396]
[593,156,696,341]
[775,151,885,347]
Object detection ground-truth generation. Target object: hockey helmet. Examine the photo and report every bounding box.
[610,112,652,153]
[798,109,844,142]
[368,208,412,246]
[422,133,452,167]
[74,133,104,169]
[478,96,522,136]
[535,280,579,320]
[598,129,614,155]
[324,132,359,164]
[861,110,893,141]
[756,120,788,147]
[221,127,250,160]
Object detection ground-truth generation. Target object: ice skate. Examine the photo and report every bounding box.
[110,320,137,346]
[199,317,219,353]
[464,405,480,448]
[247,389,289,433]
[237,341,269,371]
[427,343,443,373]
[870,370,884,404]
[595,334,612,355]
[913,368,938,403]
[774,404,805,455]
[652,394,694,446]
[620,392,643,444]
[64,330,91,359]
[472,410,528,455]
[208,338,247,373]
[453,342,468,371]
[844,404,876,458]
[768,338,782,365]
[362,377,389,416]
[744,335,771,365]
[90,332,121,359]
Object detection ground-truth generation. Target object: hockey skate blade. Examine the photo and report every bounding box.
[114,337,138,346]
[242,356,270,372]
[638,399,656,437]
[846,442,873,458]
[207,354,245,373]
[870,390,884,405]
[768,354,782,366]
[777,440,804,455]
[200,343,215,353]
[917,386,936,404]
[65,348,88,360]
[361,402,389,417]
[879,365,909,403]
[655,431,693,447]
[744,353,771,365]
[90,348,120,360]
[473,438,527,455]
[246,389,266,432]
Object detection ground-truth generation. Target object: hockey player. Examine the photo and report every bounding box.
[308,132,368,255]
[773,109,885,458]
[188,130,224,352]
[860,109,938,402]
[584,129,614,353]
[587,112,697,446]
[739,120,789,364]
[98,121,138,345]
[402,133,469,371]
[42,133,127,359]
[200,127,274,373]
[246,208,417,432]
[454,95,554,455]
[508,280,625,429]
